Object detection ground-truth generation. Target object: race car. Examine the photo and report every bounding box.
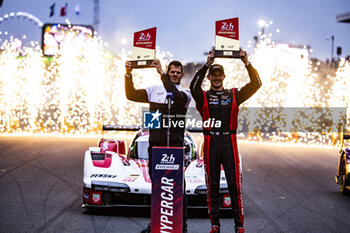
[335,129,350,195]
[82,125,238,210]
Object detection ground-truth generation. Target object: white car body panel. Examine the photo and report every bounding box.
[82,130,242,208]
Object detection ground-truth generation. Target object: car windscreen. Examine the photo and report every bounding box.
[130,140,149,160]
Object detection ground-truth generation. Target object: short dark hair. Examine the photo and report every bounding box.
[167,60,183,73]
[208,64,225,75]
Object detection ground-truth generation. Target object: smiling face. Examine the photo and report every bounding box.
[207,70,226,91]
[168,65,184,84]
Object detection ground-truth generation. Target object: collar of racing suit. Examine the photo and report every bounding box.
[209,88,225,95]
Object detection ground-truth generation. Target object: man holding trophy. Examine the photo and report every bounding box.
[125,26,190,232]
[125,58,191,233]
[190,49,262,233]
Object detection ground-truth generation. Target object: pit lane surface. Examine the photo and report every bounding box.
[0,136,349,233]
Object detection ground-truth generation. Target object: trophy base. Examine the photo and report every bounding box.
[129,59,154,69]
[214,50,241,59]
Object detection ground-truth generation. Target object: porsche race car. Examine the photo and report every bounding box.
[82,125,238,210]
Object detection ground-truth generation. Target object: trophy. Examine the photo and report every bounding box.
[213,17,241,58]
[129,27,157,68]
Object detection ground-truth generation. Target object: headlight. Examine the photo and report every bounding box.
[92,181,130,193]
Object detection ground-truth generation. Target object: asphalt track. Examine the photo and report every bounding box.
[0,136,349,233]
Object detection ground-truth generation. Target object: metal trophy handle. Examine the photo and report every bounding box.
[129,59,154,69]
[166,92,173,147]
[214,50,241,59]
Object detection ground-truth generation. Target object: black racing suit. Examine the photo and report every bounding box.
[125,73,191,230]
[190,63,261,228]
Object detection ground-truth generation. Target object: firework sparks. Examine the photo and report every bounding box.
[0,25,349,147]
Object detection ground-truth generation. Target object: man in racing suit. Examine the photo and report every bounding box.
[190,50,261,233]
[125,59,191,233]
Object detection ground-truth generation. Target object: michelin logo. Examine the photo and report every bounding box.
[143,110,161,129]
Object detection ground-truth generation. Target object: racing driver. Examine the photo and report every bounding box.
[125,59,191,233]
[190,50,262,233]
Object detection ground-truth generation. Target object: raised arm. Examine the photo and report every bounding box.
[152,59,188,106]
[161,74,188,106]
[124,61,148,103]
[190,50,214,109]
[235,51,262,105]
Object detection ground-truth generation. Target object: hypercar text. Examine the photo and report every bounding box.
[160,177,174,232]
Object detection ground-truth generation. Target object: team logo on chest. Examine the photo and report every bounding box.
[209,95,219,105]
[221,95,231,105]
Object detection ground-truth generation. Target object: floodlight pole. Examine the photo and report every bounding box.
[331,35,334,63]
[93,0,99,32]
